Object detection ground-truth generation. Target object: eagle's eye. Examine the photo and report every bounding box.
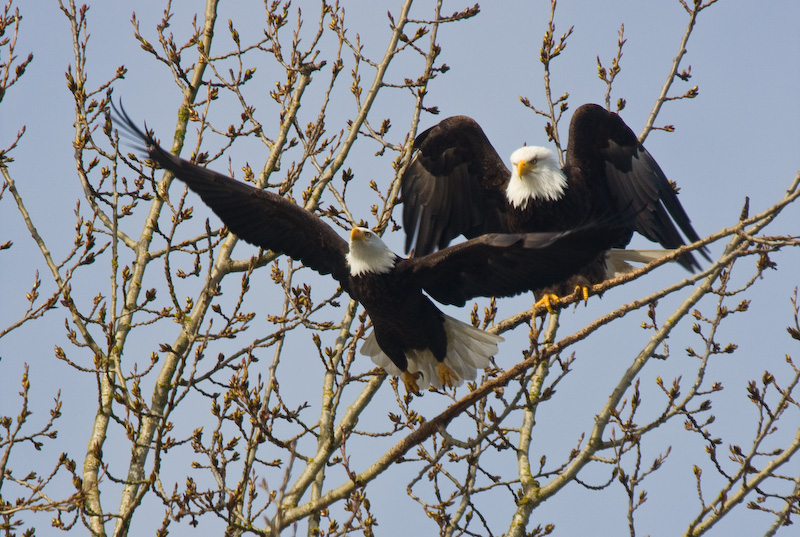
[365,231,372,238]
[530,158,538,165]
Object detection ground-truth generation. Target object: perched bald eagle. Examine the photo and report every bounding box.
[402,103,709,308]
[114,105,631,393]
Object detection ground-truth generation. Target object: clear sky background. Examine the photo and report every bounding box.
[2,1,799,535]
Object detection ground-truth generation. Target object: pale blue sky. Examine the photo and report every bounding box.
[2,1,799,535]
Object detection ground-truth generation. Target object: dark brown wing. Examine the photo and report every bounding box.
[114,104,352,288]
[566,104,710,270]
[400,224,627,307]
[401,116,511,257]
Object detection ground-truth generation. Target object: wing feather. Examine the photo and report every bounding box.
[402,116,510,256]
[402,225,627,306]
[114,104,351,287]
[568,104,710,270]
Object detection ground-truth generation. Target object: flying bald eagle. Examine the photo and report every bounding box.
[402,103,710,309]
[114,105,631,394]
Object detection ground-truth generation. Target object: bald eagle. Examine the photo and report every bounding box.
[402,103,709,308]
[114,105,631,394]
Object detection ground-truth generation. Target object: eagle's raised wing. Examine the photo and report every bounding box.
[566,103,710,271]
[114,104,352,288]
[401,116,511,257]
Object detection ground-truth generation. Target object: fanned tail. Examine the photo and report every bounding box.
[361,314,503,391]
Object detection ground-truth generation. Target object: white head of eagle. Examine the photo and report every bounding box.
[346,227,397,276]
[507,146,567,209]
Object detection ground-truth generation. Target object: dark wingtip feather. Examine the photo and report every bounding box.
[111,99,184,178]
[111,100,152,151]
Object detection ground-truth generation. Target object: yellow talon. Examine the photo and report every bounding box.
[437,362,460,388]
[402,371,422,395]
[534,293,560,314]
[576,285,589,304]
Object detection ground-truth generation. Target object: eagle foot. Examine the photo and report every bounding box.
[437,362,460,389]
[402,371,422,395]
[534,293,561,314]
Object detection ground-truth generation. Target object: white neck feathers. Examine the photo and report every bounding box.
[507,146,567,209]
[347,228,397,276]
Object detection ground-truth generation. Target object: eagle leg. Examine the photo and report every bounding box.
[402,371,422,395]
[437,362,460,388]
[534,293,560,314]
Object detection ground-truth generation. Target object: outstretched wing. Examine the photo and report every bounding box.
[401,116,511,257]
[402,224,628,307]
[114,103,352,287]
[566,104,710,271]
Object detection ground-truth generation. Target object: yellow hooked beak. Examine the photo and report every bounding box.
[350,228,371,242]
[517,160,534,177]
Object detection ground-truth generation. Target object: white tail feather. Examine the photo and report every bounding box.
[361,315,504,390]
[604,248,676,278]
